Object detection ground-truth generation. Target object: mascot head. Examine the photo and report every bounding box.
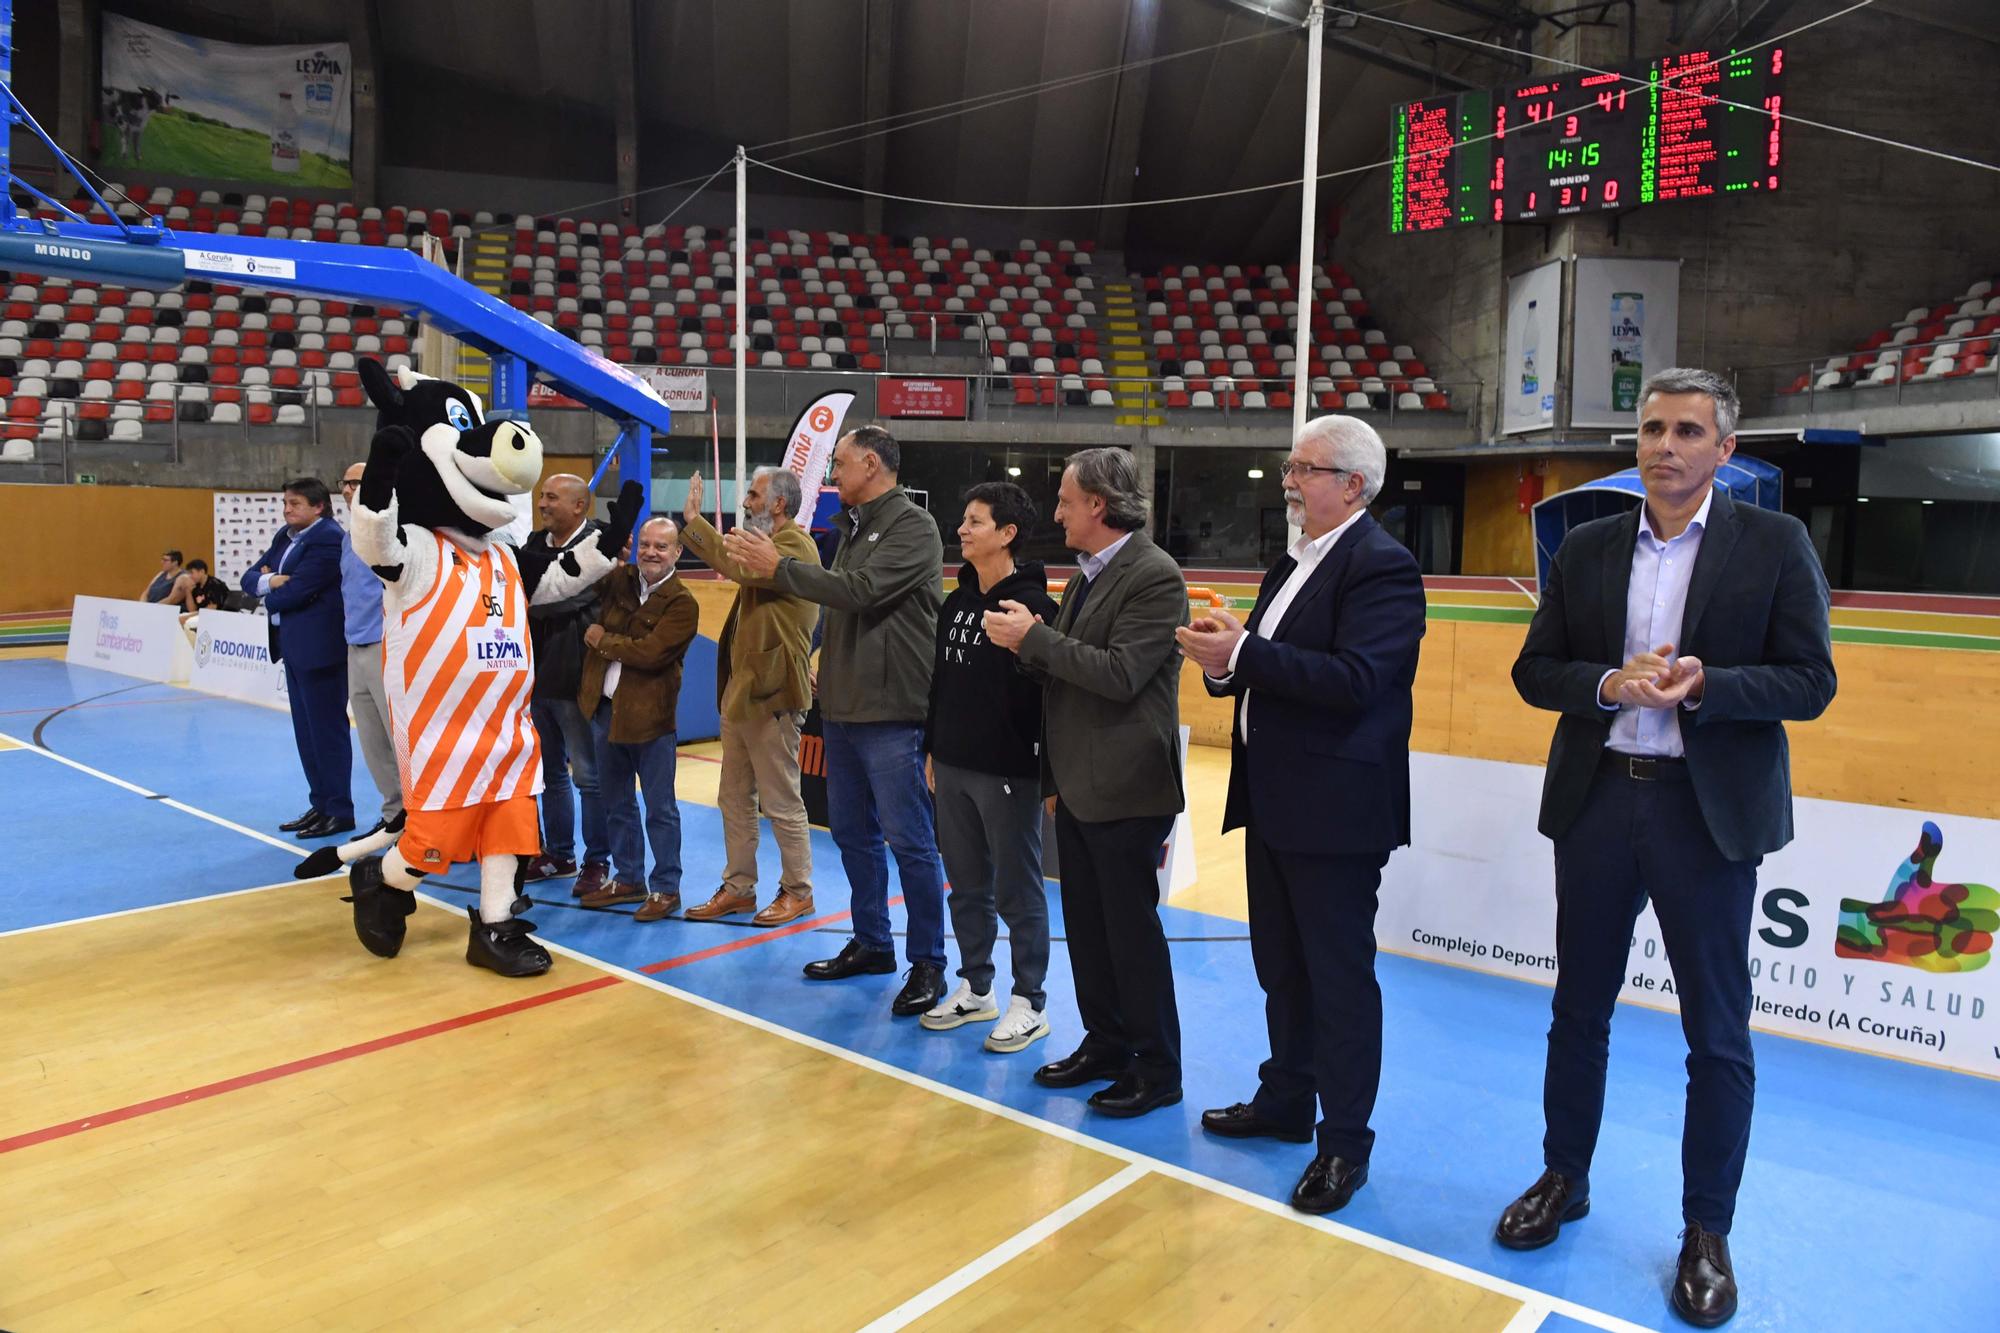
[358,357,543,535]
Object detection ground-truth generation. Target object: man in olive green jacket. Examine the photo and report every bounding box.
[679,465,823,927]
[724,425,951,1018]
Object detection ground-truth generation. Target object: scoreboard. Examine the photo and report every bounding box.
[1389,46,1786,234]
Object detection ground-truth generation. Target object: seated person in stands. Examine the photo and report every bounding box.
[141,549,184,603]
[168,560,231,625]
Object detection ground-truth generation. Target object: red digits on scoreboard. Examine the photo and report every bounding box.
[1771,47,1784,75]
[1565,114,1579,137]
[1604,178,1619,203]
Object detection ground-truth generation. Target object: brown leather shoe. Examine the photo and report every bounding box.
[571,861,612,900]
[634,892,682,923]
[752,890,815,927]
[580,879,647,908]
[685,887,757,921]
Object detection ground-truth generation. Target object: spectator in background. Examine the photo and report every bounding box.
[338,463,403,840]
[167,560,231,623]
[142,550,183,603]
[242,478,353,840]
[577,517,700,922]
[519,474,613,899]
[920,481,1059,1053]
[679,466,822,927]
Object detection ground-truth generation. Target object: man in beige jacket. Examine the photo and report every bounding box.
[679,466,824,926]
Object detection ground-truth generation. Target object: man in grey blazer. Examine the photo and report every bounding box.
[985,447,1190,1118]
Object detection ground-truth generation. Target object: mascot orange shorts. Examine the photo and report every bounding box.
[399,795,541,871]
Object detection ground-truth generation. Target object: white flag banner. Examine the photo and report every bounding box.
[781,392,857,493]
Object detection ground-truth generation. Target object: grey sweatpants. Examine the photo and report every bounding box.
[932,758,1049,1009]
[347,640,403,824]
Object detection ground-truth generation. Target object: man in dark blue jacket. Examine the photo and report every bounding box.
[1177,415,1426,1218]
[1502,369,1836,1330]
[242,478,352,839]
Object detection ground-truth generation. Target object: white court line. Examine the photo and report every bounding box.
[12,725,1647,1333]
[855,1163,1150,1332]
[1501,1301,1553,1333]
[0,728,302,854]
[0,877,315,942]
[1508,577,1540,607]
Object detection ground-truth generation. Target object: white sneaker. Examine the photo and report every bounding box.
[921,981,999,1031]
[984,995,1050,1053]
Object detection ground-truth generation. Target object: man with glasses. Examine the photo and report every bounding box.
[141,549,184,603]
[1177,415,1426,1215]
[339,463,403,839]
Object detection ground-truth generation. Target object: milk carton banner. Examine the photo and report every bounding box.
[189,610,288,711]
[1385,753,2000,1078]
[1571,257,1682,428]
[66,596,192,683]
[1502,260,1561,435]
[100,15,353,188]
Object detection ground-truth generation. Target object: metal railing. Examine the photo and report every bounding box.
[1734,332,2000,417]
[9,381,336,479]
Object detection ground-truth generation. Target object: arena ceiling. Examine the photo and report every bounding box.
[79,1,1971,260]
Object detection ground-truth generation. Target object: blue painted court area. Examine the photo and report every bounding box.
[4,656,1995,1333]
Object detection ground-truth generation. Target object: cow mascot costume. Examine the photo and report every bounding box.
[297,357,641,977]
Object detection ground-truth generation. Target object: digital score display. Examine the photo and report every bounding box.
[1389,46,1786,234]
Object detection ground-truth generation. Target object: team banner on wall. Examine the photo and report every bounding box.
[878,377,969,419]
[1383,753,2000,1078]
[1572,258,1682,428]
[1502,260,1563,435]
[100,15,354,187]
[530,367,707,413]
[189,609,289,711]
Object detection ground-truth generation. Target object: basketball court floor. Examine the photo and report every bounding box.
[2,649,1993,1332]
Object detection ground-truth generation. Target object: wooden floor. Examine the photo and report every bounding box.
[0,831,1517,1332]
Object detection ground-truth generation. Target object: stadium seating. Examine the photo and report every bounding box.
[1782,272,2000,394]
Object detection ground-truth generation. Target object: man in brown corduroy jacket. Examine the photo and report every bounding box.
[577,516,700,922]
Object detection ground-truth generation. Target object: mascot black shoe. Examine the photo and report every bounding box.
[466,907,553,977]
[300,357,642,973]
[343,856,418,958]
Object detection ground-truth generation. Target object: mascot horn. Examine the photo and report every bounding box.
[296,357,642,977]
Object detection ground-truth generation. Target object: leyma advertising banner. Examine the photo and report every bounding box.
[101,15,354,188]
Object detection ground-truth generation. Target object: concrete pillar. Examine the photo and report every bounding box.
[347,0,382,206]
[611,0,640,220]
[57,0,92,156]
[1095,0,1160,252]
[860,0,894,235]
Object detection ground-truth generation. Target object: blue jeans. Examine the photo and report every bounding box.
[823,719,946,968]
[533,695,608,865]
[591,702,682,897]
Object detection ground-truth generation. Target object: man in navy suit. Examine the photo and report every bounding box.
[1502,369,1836,1329]
[242,478,354,840]
[1176,414,1426,1216]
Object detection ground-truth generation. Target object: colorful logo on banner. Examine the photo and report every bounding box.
[1836,822,1998,973]
[782,392,857,490]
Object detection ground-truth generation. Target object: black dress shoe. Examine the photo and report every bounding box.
[1495,1168,1590,1251]
[1201,1101,1313,1144]
[1671,1224,1738,1328]
[279,807,321,832]
[296,813,357,840]
[1088,1074,1183,1118]
[1033,1047,1130,1088]
[890,962,946,1016]
[803,938,897,980]
[1291,1154,1368,1214]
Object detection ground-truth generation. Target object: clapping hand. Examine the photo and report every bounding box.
[722,526,781,577]
[1175,608,1245,676]
[982,599,1041,652]
[1603,641,1705,707]
[685,471,704,524]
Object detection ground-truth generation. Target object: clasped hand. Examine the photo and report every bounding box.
[982,600,1042,652]
[1602,641,1705,708]
[1174,609,1245,676]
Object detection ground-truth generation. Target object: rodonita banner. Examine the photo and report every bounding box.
[101,14,354,187]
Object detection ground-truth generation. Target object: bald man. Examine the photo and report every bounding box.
[519,474,614,897]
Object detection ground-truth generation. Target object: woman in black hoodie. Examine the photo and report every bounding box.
[921,481,1061,1052]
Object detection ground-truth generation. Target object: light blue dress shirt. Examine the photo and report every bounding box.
[1076,530,1134,584]
[339,530,387,646]
[1602,490,1711,757]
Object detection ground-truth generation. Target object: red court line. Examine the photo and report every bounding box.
[0,900,881,1157]
[0,610,67,622]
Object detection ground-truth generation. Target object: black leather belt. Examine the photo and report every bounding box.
[1601,751,1690,782]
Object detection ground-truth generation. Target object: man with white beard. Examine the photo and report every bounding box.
[677,466,823,926]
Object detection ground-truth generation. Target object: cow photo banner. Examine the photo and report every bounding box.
[100,14,354,187]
